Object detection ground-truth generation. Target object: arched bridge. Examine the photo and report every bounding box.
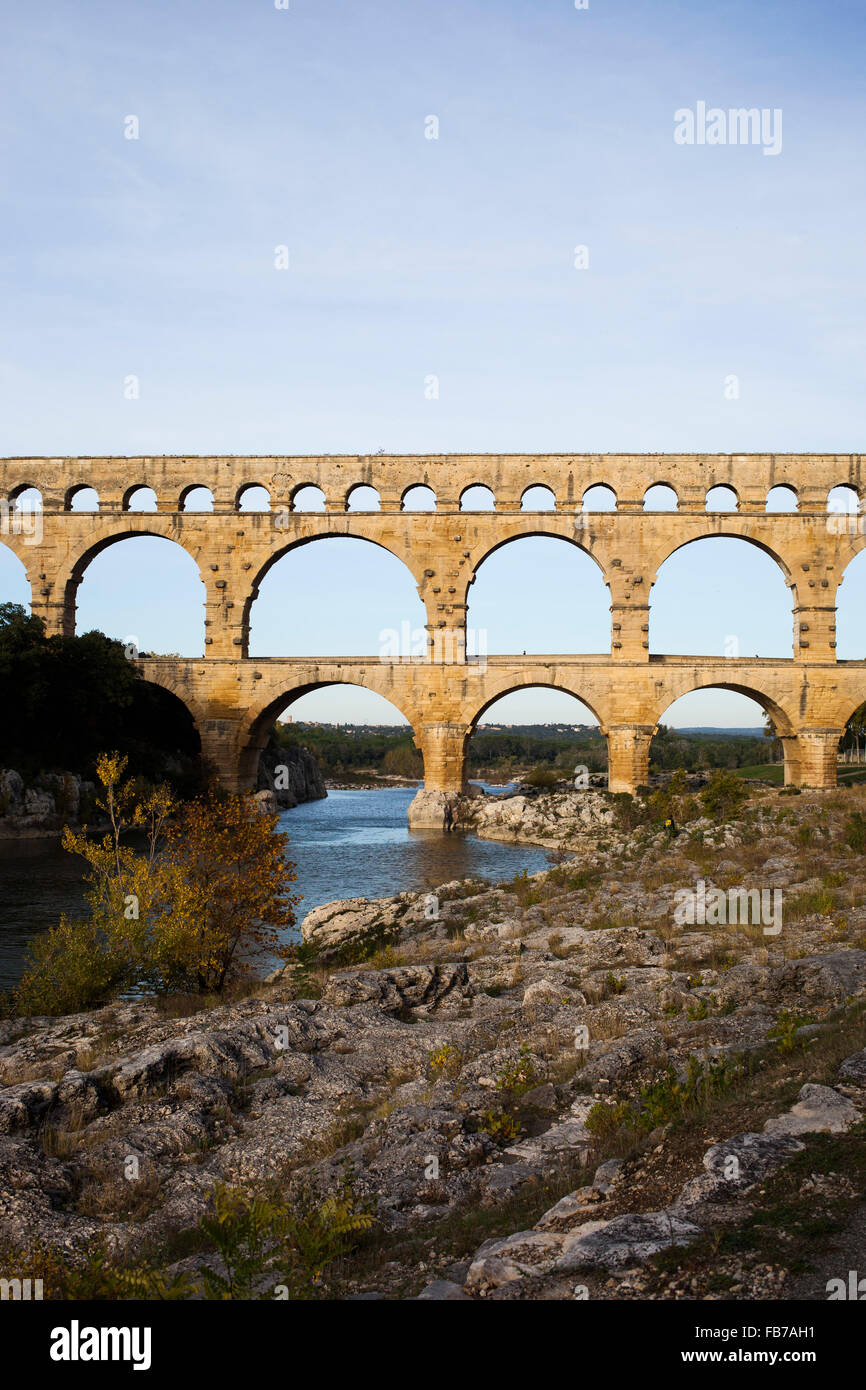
[3,452,866,816]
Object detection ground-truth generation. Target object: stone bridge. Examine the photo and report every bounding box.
[2,453,865,823]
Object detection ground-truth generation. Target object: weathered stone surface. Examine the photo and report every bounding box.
[762,1083,861,1137]
[465,1231,567,1292]
[257,743,326,809]
[769,952,866,1005]
[676,1132,806,1207]
[323,963,473,1015]
[300,893,418,959]
[839,1048,866,1085]
[416,1279,470,1301]
[554,1211,703,1271]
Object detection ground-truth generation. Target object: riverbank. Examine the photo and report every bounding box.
[3,784,866,1299]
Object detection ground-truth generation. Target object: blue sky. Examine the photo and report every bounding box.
[1,0,864,725]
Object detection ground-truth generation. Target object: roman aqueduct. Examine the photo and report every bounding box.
[2,453,865,824]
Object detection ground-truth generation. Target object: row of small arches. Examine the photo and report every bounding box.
[6,482,866,515]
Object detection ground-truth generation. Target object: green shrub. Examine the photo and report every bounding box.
[496,1044,541,1097]
[844,812,866,852]
[767,1009,815,1055]
[198,1172,376,1300]
[479,1108,522,1144]
[700,770,749,819]
[524,765,560,789]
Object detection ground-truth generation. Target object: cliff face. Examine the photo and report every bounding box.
[257,743,327,810]
[0,769,95,839]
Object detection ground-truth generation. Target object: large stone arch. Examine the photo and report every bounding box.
[648,532,796,657]
[651,528,795,590]
[430,679,610,792]
[470,526,609,586]
[61,530,205,643]
[57,530,202,639]
[243,531,427,658]
[650,677,796,737]
[237,676,421,789]
[467,678,607,733]
[133,661,211,728]
[0,537,32,608]
[650,677,804,785]
[465,529,612,656]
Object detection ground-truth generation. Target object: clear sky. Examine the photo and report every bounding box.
[2,0,864,725]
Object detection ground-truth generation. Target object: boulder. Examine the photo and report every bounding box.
[554,1210,703,1271]
[763,1083,861,1137]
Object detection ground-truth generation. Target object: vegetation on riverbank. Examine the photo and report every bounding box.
[0,604,203,793]
[6,753,298,1017]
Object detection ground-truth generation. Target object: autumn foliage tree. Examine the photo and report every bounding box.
[13,753,298,1015]
[153,794,299,993]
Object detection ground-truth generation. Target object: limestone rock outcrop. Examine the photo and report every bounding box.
[257,743,326,810]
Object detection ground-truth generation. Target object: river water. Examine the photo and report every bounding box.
[0,785,547,991]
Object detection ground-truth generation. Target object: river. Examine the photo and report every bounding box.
[0,785,548,991]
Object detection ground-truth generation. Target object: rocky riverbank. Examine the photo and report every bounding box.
[408,785,620,842]
[0,770,96,843]
[2,783,866,1299]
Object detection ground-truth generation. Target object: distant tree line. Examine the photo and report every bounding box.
[275,719,779,779]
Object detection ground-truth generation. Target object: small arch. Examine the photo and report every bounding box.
[765,485,798,513]
[401,485,437,512]
[67,486,99,512]
[291,484,326,513]
[179,485,214,513]
[520,485,556,511]
[9,485,43,513]
[828,484,859,516]
[346,485,381,512]
[706,485,738,512]
[460,485,496,512]
[237,484,271,513]
[124,485,158,513]
[643,484,678,512]
[581,484,617,512]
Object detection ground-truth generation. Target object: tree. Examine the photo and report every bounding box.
[13,754,298,1014]
[13,753,171,1014]
[0,603,201,786]
[152,793,299,993]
